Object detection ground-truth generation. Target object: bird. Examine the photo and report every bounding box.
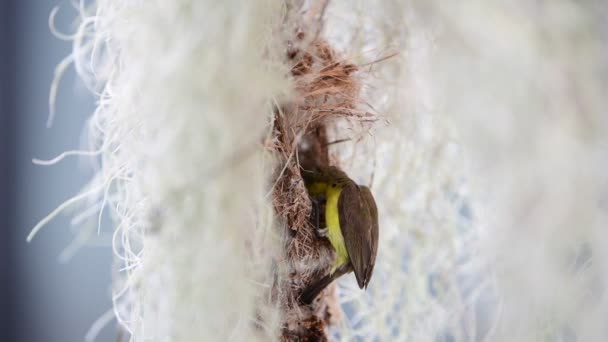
[299,166,379,304]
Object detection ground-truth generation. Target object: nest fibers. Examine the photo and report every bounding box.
[32,0,608,341]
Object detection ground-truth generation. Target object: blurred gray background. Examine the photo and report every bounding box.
[1,1,114,341]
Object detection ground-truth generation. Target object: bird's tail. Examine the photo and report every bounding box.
[299,264,352,305]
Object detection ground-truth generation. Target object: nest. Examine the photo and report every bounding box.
[269,33,370,340]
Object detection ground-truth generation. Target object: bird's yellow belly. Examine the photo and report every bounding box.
[326,186,349,273]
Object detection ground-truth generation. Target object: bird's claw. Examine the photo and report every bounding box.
[316,227,329,238]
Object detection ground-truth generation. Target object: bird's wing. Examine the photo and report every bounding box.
[359,186,378,288]
[338,181,373,289]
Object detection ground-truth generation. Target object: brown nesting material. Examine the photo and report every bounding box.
[270,33,369,341]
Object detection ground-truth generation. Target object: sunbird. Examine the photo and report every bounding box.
[300,166,379,304]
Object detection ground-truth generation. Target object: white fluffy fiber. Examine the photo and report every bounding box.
[324,1,608,341]
[89,1,289,340]
[41,0,289,341]
[35,0,608,341]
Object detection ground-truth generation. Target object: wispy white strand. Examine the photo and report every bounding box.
[85,309,116,342]
[32,149,102,165]
[27,182,107,242]
[49,6,78,41]
[48,54,74,128]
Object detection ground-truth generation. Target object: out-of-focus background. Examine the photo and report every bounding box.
[1,1,113,341]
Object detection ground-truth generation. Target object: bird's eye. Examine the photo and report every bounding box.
[332,183,337,187]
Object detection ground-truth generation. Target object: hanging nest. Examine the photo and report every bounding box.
[269,31,373,340]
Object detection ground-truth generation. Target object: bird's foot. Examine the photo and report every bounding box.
[316,227,329,238]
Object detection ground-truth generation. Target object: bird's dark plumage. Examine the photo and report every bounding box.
[338,181,377,289]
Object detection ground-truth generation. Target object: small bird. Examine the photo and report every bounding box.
[300,166,379,304]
